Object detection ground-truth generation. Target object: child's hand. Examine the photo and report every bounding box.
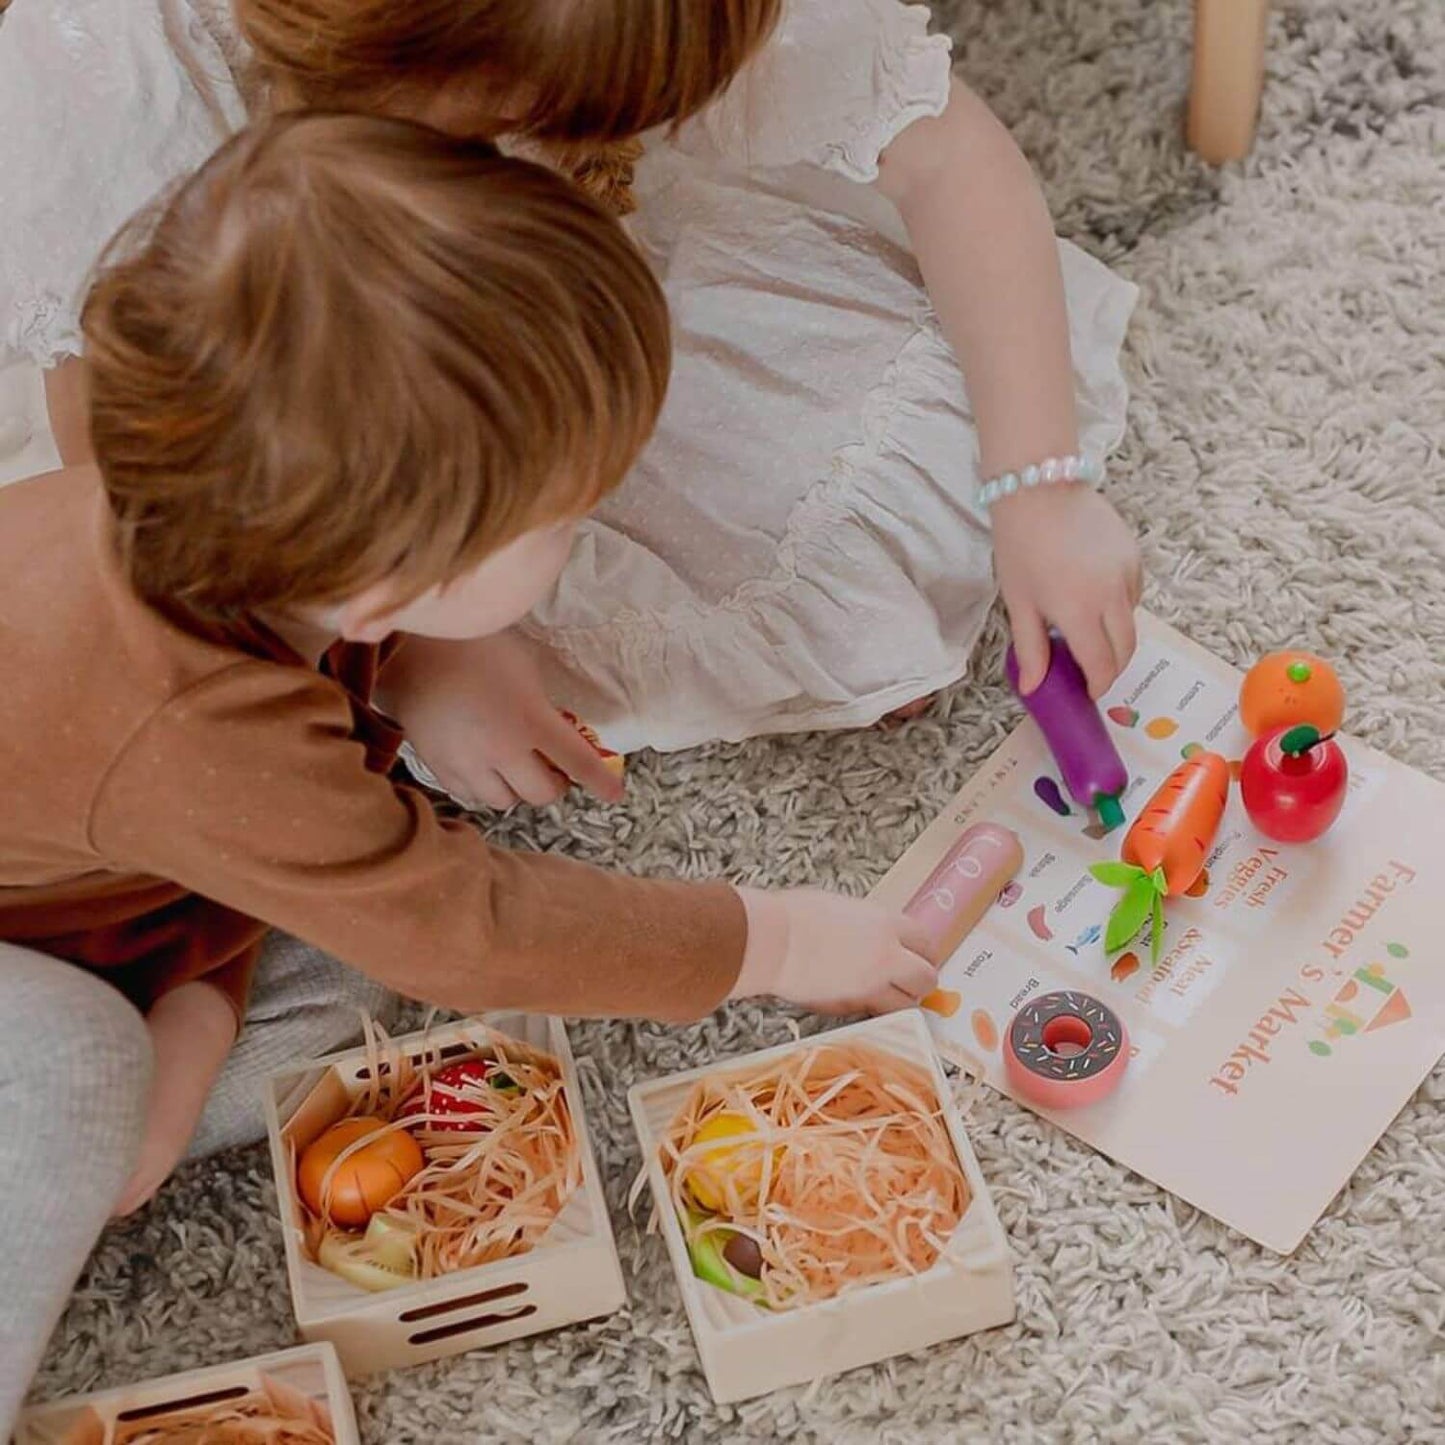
[732,888,939,1015]
[113,1100,197,1217]
[992,485,1142,699]
[113,981,237,1217]
[383,629,625,810]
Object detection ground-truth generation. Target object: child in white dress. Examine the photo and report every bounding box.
[1,0,1140,801]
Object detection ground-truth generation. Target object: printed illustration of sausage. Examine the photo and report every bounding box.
[1007,635,1129,830]
[904,823,1025,965]
[1121,750,1230,897]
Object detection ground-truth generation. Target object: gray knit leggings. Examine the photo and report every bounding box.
[0,935,396,1433]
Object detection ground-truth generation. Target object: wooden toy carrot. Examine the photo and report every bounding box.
[1090,751,1230,961]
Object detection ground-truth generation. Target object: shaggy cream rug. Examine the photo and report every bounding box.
[27,0,1444,1440]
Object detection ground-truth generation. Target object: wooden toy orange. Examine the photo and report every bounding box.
[1239,652,1344,738]
[297,1117,424,1228]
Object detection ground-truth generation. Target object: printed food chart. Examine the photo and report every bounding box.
[874,614,1445,1253]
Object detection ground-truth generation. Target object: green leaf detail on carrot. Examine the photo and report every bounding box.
[1104,872,1156,952]
[1090,861,1143,889]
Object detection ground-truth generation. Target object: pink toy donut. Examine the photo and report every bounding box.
[1004,990,1129,1109]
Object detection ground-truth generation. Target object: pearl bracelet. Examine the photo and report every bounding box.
[977,453,1103,509]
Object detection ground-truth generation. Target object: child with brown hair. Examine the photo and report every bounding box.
[0,113,938,1431]
[3,0,1140,805]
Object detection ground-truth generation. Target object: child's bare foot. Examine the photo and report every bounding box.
[881,694,936,726]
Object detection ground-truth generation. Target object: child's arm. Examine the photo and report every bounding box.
[91,664,938,1023]
[875,80,1141,698]
[112,980,238,1216]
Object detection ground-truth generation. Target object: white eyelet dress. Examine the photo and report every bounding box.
[0,0,246,368]
[0,1,1135,756]
[525,0,1137,752]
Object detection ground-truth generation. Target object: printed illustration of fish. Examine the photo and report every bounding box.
[1065,923,1103,956]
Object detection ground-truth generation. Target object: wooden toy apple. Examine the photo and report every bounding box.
[1240,725,1348,842]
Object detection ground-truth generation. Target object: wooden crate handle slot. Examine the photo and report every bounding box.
[353,1042,474,1082]
[397,1280,529,1323]
[407,1304,537,1347]
[114,1386,253,1426]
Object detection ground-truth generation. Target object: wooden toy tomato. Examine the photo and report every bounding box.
[1090,751,1231,961]
[1240,724,1348,843]
[1239,651,1344,738]
[297,1117,424,1228]
[398,1057,519,1133]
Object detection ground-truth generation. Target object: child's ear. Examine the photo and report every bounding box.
[334,581,402,644]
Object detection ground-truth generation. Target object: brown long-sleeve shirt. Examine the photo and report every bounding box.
[0,469,746,1021]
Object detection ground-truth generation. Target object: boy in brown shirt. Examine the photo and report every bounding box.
[0,114,937,1425]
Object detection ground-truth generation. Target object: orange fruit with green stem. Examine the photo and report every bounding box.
[1239,652,1344,738]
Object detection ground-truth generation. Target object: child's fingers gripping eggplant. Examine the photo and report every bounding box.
[1102,597,1139,683]
[1007,632,1129,828]
[1002,598,1053,697]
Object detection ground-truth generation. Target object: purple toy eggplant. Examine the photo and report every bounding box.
[1006,634,1128,831]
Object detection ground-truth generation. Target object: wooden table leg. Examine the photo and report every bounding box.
[1187,0,1269,163]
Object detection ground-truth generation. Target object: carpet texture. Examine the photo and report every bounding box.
[29,0,1445,1439]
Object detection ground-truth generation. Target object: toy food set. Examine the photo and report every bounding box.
[265,1015,625,1374]
[875,614,1445,1253]
[557,711,626,781]
[15,1344,357,1445]
[629,1011,1015,1403]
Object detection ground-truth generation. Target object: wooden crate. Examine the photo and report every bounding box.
[15,1343,357,1445]
[265,1014,626,1376]
[629,1011,1016,1404]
